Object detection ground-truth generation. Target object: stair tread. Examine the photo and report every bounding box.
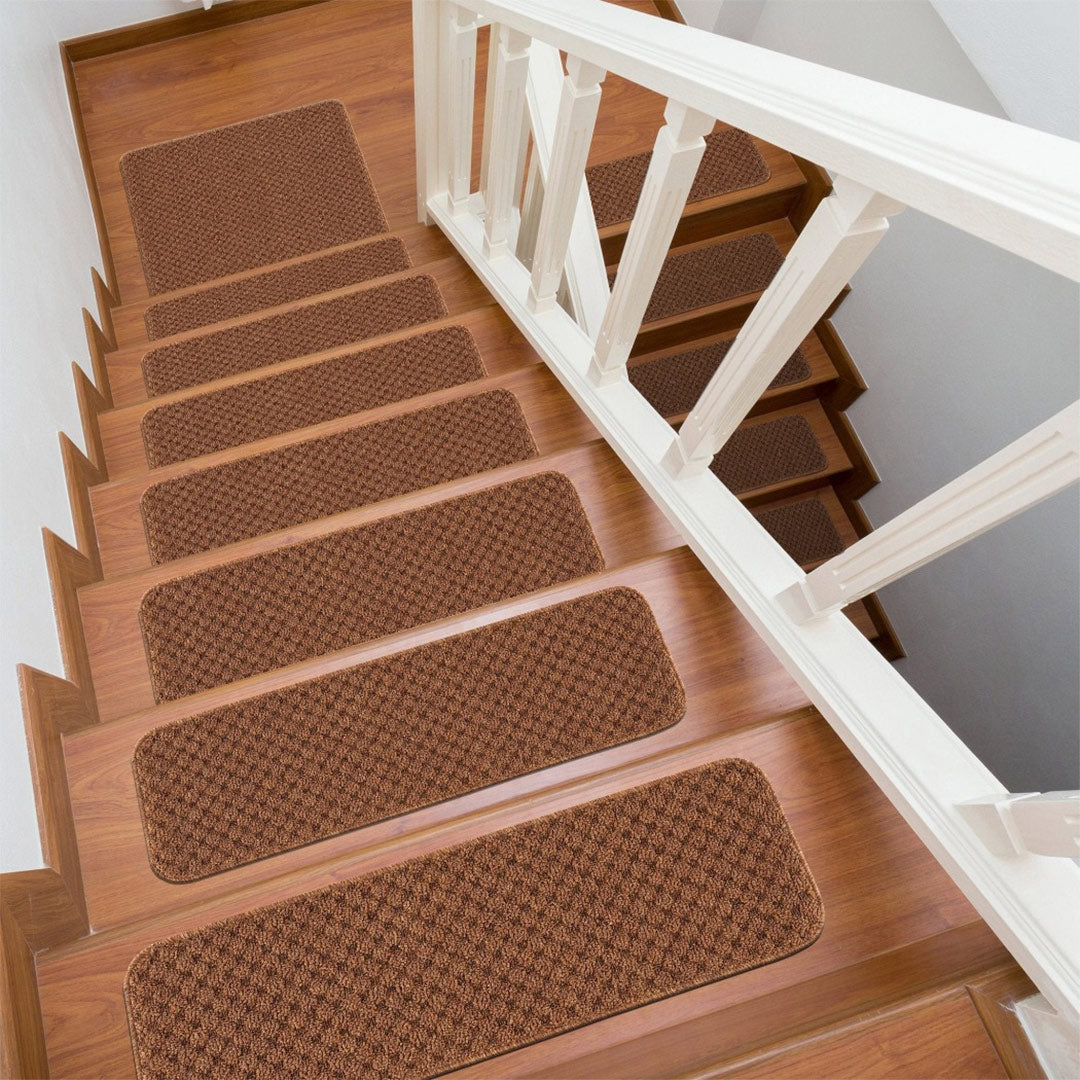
[124,760,820,1079]
[139,388,539,564]
[122,100,389,296]
[588,126,771,230]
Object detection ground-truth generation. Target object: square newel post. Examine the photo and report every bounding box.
[442,3,479,216]
[526,55,606,313]
[481,25,531,259]
[588,101,714,386]
[662,176,905,478]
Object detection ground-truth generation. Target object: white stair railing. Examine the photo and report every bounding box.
[413,0,1080,1026]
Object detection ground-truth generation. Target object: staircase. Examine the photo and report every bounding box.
[1,2,1054,1077]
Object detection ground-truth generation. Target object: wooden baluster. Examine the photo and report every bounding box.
[589,101,714,384]
[516,153,543,269]
[662,177,905,477]
[527,55,605,313]
[443,4,478,215]
[481,25,531,259]
[781,401,1080,620]
[412,0,442,224]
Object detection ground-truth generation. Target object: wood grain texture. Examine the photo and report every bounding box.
[73,363,108,476]
[98,306,543,479]
[59,435,105,577]
[81,309,113,407]
[1,888,49,1080]
[42,531,101,722]
[711,987,1009,1079]
[967,967,1046,1080]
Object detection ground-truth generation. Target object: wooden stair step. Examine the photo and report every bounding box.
[628,326,840,423]
[91,365,599,577]
[108,223,459,352]
[42,696,985,1078]
[95,307,542,480]
[709,984,1010,1078]
[78,441,685,723]
[102,255,495,408]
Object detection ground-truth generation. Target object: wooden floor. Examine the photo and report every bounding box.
[26,1,1035,1077]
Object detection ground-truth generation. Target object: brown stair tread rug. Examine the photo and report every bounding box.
[121,100,389,294]
[712,414,828,494]
[630,340,810,419]
[144,238,411,339]
[588,128,770,229]
[754,498,846,566]
[142,274,447,396]
[142,390,538,563]
[619,232,784,324]
[139,472,604,701]
[134,588,684,882]
[141,325,485,468]
[125,759,823,1080]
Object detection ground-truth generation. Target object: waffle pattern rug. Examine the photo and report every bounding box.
[133,588,684,881]
[142,275,447,396]
[125,759,823,1079]
[711,414,828,494]
[141,325,485,468]
[144,237,411,339]
[141,390,538,563]
[139,472,604,700]
[588,127,770,229]
[121,101,388,294]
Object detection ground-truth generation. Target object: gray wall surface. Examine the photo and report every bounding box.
[683,0,1080,789]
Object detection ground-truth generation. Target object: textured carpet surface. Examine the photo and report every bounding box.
[141,390,538,563]
[142,275,447,397]
[755,498,846,566]
[712,415,828,494]
[625,233,784,323]
[121,101,388,294]
[140,325,485,468]
[630,340,810,419]
[125,759,823,1080]
[133,588,684,882]
[139,472,604,701]
[144,238,411,339]
[588,128,770,229]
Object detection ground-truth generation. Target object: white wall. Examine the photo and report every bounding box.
[0,0,185,872]
[691,0,1080,791]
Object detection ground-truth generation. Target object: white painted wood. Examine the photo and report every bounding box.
[516,152,543,268]
[589,100,714,385]
[469,0,1080,280]
[443,3,479,214]
[522,41,610,335]
[424,186,1080,1022]
[481,25,531,258]
[1016,994,1080,1079]
[412,0,442,224]
[782,402,1080,618]
[478,21,499,207]
[527,53,605,313]
[959,792,1080,859]
[664,176,903,476]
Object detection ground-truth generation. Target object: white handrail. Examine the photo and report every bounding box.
[413,0,1080,1028]
[469,0,1080,280]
